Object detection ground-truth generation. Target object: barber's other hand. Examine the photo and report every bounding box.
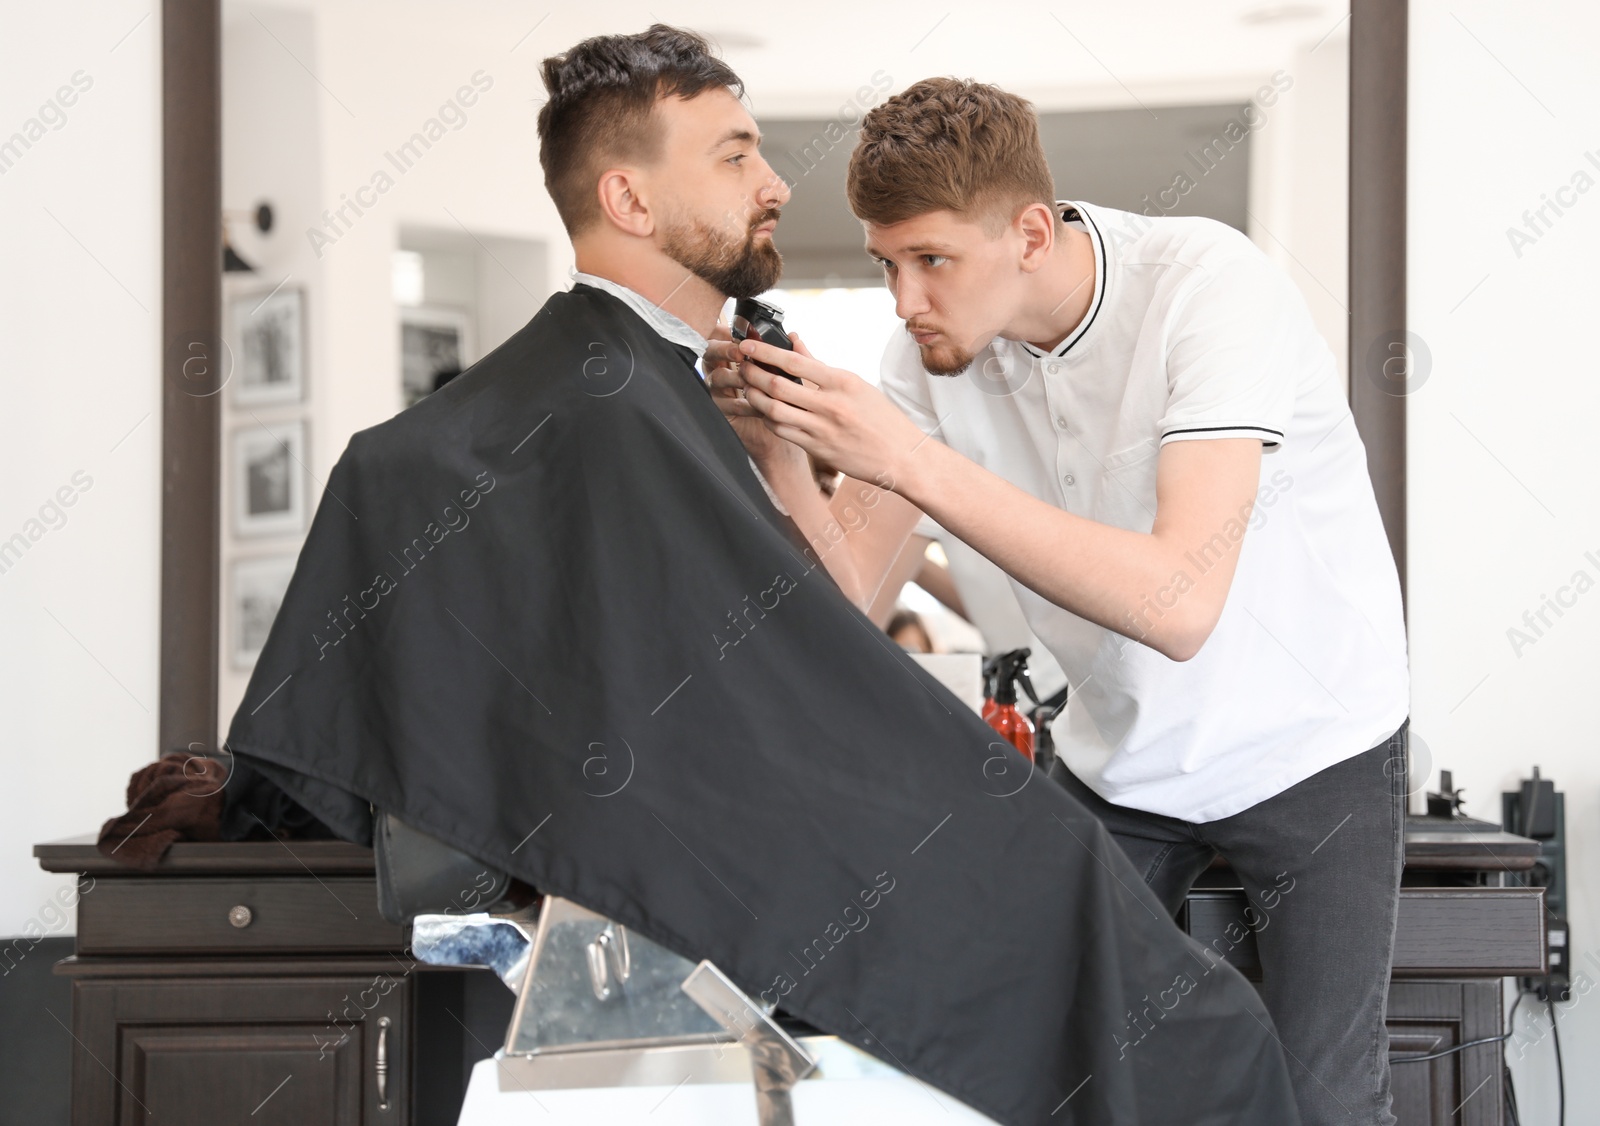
[704,323,804,469]
[736,333,926,488]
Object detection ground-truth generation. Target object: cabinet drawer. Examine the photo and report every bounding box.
[75,877,407,955]
[1185,886,1546,978]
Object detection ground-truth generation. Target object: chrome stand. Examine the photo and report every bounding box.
[496,898,896,1125]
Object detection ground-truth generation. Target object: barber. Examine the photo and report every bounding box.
[709,77,1410,1126]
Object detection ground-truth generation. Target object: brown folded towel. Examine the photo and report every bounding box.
[96,753,228,868]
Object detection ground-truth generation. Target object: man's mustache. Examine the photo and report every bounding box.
[747,207,782,234]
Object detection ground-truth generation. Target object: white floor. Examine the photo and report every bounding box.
[457,1052,1004,1125]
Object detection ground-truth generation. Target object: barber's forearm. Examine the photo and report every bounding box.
[893,441,1209,660]
[755,449,869,606]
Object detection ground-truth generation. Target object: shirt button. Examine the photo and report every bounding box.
[1063,473,1076,486]
[1045,361,1062,375]
[1054,416,1069,430]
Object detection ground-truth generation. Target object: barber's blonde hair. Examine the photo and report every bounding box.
[847,78,1056,233]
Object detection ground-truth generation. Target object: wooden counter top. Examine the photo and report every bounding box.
[38,812,1540,878]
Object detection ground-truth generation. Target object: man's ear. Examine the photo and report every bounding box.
[1015,201,1056,273]
[595,168,653,237]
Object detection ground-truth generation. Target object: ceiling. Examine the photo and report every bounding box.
[224,0,1350,114]
[220,0,1344,286]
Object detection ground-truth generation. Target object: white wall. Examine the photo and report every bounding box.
[1410,0,1600,1114]
[0,2,162,937]
[1250,27,1349,393]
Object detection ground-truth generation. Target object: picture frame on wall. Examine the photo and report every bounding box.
[400,305,473,408]
[232,420,307,538]
[230,286,306,406]
[229,555,297,668]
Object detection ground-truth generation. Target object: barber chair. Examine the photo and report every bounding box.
[372,811,858,1126]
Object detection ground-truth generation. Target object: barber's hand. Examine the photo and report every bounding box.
[737,334,927,488]
[704,323,804,469]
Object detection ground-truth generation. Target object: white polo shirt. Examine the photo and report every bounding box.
[878,200,1409,822]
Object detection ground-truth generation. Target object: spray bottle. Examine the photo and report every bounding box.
[982,648,1039,760]
[1031,692,1069,775]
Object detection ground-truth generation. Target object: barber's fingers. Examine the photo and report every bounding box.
[738,354,827,412]
[743,385,795,429]
[789,332,816,360]
[743,381,821,434]
[705,363,748,393]
[712,385,760,418]
[737,337,821,385]
[704,338,742,371]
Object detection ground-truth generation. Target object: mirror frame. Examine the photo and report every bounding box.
[157,0,1407,754]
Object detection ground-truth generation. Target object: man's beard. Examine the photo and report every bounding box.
[907,323,976,377]
[661,207,784,298]
[918,340,976,377]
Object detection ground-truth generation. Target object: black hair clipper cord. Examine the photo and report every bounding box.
[731,297,800,382]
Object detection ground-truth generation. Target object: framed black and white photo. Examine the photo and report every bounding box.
[401,305,473,408]
[229,554,296,668]
[229,287,306,406]
[232,420,307,538]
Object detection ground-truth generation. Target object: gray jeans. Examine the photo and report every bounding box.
[1047,719,1408,1126]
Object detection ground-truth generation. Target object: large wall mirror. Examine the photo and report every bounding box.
[163,0,1405,754]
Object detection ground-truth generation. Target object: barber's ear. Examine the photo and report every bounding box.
[596,169,653,237]
[1015,201,1056,273]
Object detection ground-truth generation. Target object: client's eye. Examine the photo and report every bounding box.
[923,255,949,267]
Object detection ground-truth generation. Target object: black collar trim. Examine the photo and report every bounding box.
[1023,202,1108,361]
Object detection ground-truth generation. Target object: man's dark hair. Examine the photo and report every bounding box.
[537,25,744,237]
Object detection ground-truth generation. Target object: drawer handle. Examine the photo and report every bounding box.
[227,905,253,928]
[376,1016,391,1110]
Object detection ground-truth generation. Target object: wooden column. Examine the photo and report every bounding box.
[159,0,222,756]
[1349,0,1410,615]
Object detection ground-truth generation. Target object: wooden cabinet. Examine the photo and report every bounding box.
[39,821,1542,1126]
[67,970,408,1124]
[38,839,423,1126]
[1387,981,1508,1126]
[1183,819,1545,1126]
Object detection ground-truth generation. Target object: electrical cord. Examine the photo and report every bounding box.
[1389,986,1527,1064]
[1547,973,1564,1126]
[1498,983,1568,1126]
[1503,991,1525,1126]
[1512,778,1562,1125]
[1389,1032,1511,1064]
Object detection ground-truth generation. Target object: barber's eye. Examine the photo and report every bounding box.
[728,153,746,166]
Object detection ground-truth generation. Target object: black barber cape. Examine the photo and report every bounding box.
[226,284,1301,1125]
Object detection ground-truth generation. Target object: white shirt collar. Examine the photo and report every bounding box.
[570,270,709,360]
[1017,200,1108,361]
